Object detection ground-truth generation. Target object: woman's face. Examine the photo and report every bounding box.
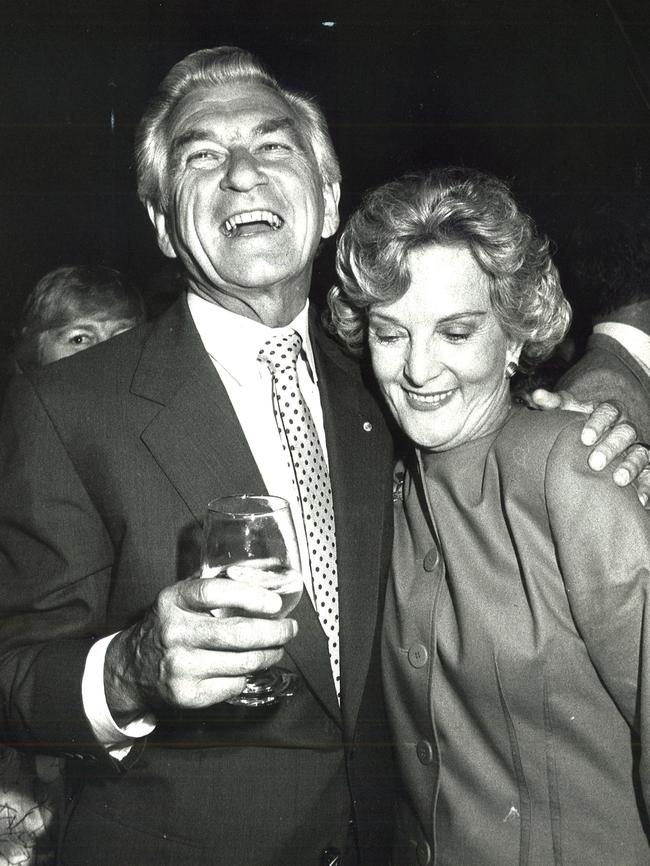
[368,243,521,452]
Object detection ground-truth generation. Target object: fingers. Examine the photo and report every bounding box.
[580,402,626,448]
[178,576,284,618]
[587,420,637,470]
[635,466,650,509]
[154,645,288,708]
[530,388,596,415]
[611,443,650,486]
[529,389,563,411]
[151,613,297,709]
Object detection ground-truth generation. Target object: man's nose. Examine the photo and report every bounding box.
[404,339,443,386]
[220,147,267,192]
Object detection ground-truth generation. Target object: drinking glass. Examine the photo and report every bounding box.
[201,494,303,706]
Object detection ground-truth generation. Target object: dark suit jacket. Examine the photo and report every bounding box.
[0,297,396,866]
[558,332,650,441]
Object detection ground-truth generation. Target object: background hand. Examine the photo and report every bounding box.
[103,576,298,725]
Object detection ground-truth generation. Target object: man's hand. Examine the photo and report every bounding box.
[104,577,298,725]
[531,388,650,507]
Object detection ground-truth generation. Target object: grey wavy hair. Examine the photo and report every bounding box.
[328,167,571,369]
[136,46,341,212]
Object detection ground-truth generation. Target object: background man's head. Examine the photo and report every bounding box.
[15,265,145,369]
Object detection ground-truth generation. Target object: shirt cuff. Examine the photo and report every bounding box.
[82,632,157,760]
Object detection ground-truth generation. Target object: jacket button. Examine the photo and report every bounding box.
[321,848,341,866]
[423,547,439,571]
[416,739,434,765]
[417,839,432,864]
[407,643,428,668]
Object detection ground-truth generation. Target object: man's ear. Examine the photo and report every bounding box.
[146,202,178,260]
[321,182,341,240]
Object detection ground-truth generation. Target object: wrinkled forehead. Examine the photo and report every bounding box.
[165,81,314,158]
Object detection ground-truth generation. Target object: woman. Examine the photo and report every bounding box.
[329,167,650,865]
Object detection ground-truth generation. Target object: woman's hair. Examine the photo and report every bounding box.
[136,46,341,212]
[328,167,571,369]
[15,265,145,370]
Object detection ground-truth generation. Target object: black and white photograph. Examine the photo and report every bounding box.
[1,2,650,864]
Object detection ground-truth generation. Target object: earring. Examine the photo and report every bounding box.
[505,360,519,379]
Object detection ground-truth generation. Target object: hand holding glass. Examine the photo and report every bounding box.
[201,494,303,706]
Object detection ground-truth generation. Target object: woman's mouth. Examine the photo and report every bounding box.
[403,387,456,409]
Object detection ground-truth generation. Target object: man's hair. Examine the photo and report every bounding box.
[328,166,571,370]
[135,46,341,212]
[562,198,650,319]
[15,265,145,369]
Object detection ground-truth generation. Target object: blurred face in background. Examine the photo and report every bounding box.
[37,311,140,364]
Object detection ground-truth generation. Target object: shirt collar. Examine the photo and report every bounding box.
[593,321,650,374]
[186,290,317,386]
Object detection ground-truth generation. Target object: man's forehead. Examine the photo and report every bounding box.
[167,82,298,136]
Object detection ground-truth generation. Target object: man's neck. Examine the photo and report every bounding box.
[188,277,312,329]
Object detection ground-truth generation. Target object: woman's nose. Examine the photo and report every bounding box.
[404,340,443,386]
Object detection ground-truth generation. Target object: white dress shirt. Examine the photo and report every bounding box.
[82,292,330,756]
[593,321,650,377]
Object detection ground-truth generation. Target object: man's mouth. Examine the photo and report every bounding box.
[403,387,456,408]
[221,210,284,238]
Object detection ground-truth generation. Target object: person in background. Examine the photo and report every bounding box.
[329,167,650,865]
[0,50,644,866]
[1,265,144,865]
[13,265,145,370]
[557,202,650,443]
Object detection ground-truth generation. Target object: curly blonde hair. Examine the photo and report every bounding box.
[328,167,571,369]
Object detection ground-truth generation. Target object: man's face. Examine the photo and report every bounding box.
[37,314,139,365]
[149,81,340,316]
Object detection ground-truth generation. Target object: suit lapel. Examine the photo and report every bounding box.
[132,297,266,520]
[313,325,391,733]
[129,298,345,723]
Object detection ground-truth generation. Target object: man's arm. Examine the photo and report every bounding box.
[0,374,296,754]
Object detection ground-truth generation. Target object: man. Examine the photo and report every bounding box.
[0,47,644,866]
[558,204,650,443]
[0,47,394,866]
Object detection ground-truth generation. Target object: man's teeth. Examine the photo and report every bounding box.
[223,211,283,236]
[407,389,455,405]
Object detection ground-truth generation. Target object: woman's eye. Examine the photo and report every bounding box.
[442,330,471,343]
[371,331,405,345]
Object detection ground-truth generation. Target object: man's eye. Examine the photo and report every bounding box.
[258,141,291,154]
[69,334,90,346]
[187,150,221,166]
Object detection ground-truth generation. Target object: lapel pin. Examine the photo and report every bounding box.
[362,421,373,432]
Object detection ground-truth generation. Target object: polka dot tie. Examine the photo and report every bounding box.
[258,331,340,700]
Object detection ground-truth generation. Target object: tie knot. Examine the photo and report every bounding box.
[258,330,302,375]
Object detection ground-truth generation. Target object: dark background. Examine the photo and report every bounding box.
[3,0,650,362]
